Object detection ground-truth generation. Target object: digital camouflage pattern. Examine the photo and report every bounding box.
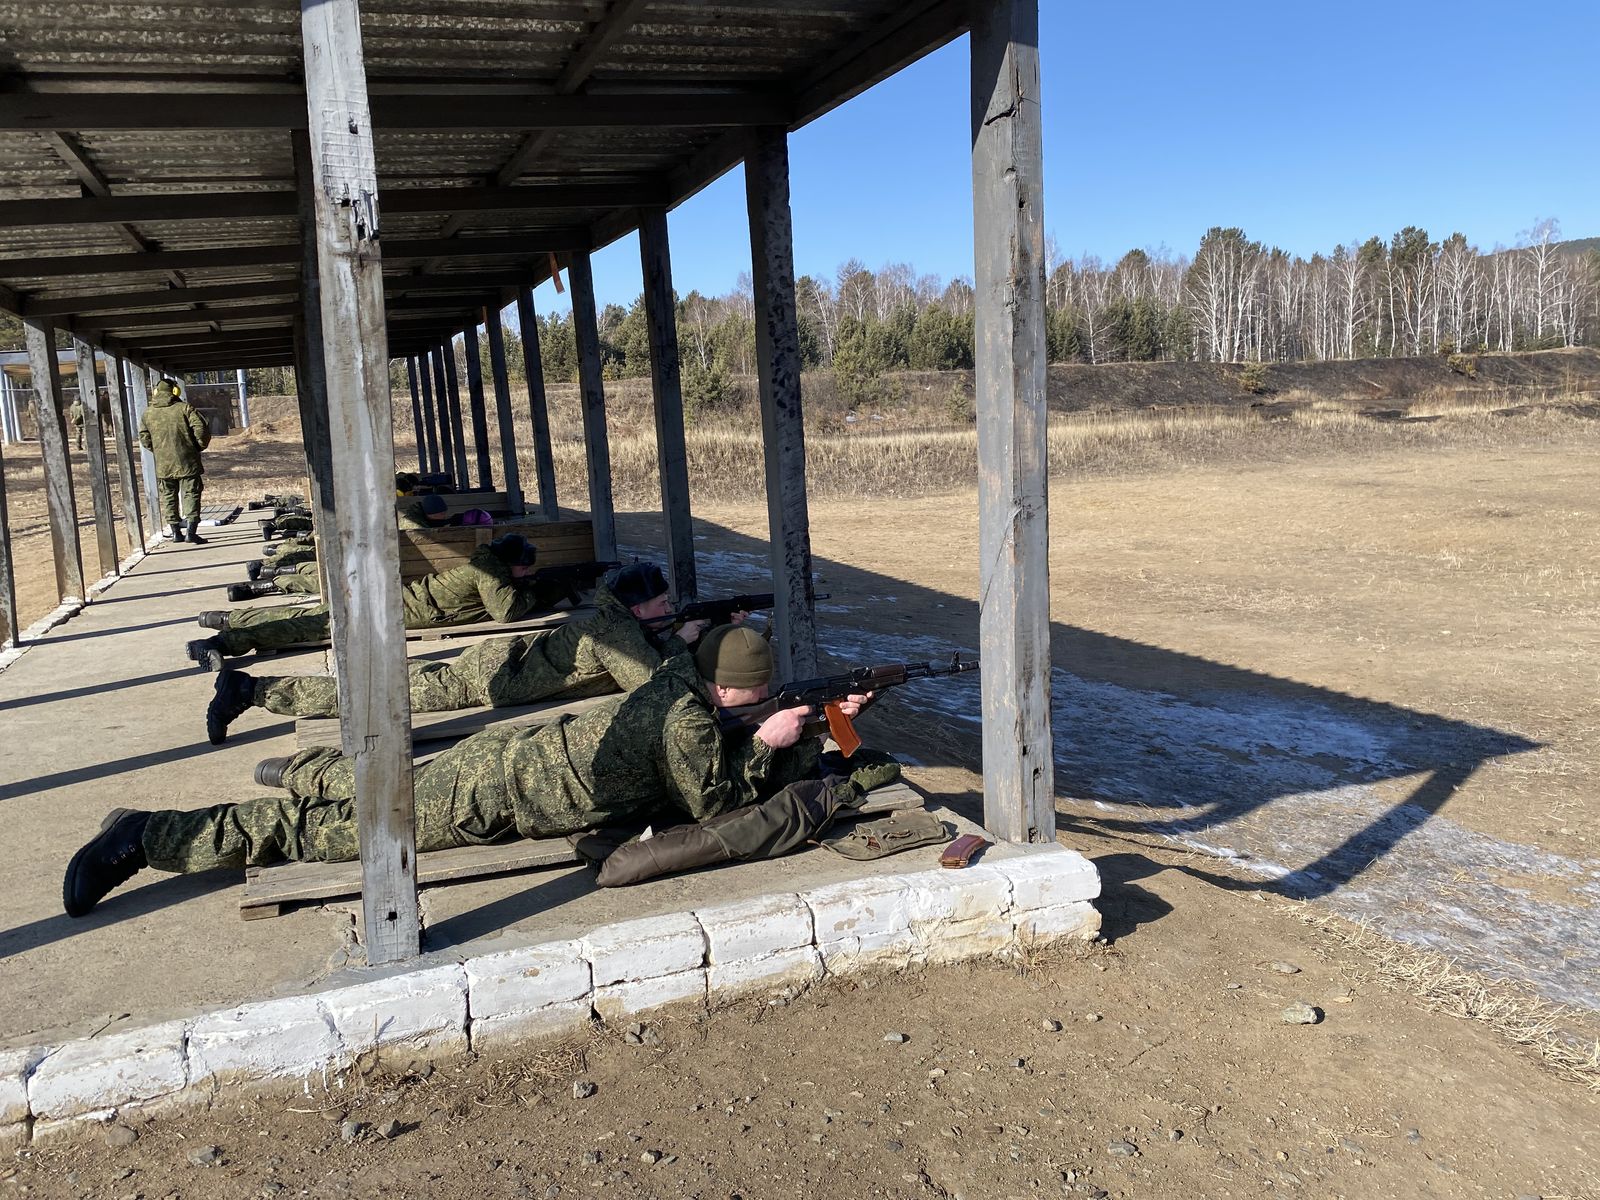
[272,562,321,595]
[156,476,203,525]
[251,579,683,718]
[137,388,210,479]
[143,652,821,871]
[212,545,570,655]
[272,513,314,534]
[397,500,435,529]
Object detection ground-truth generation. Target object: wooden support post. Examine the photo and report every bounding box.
[129,366,160,531]
[72,338,120,578]
[744,130,817,680]
[484,305,525,515]
[429,346,454,482]
[461,321,493,490]
[515,286,560,519]
[105,356,146,550]
[972,0,1052,844]
[442,340,470,490]
[640,209,697,602]
[0,433,17,646]
[405,356,426,472]
[22,319,85,602]
[415,349,441,474]
[301,0,419,962]
[567,252,617,561]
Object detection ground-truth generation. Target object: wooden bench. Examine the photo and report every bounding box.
[238,779,931,919]
[296,692,617,750]
[399,517,595,582]
[396,490,518,517]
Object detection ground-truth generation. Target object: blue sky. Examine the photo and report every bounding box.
[528,0,1600,316]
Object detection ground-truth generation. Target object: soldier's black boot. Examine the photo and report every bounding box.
[63,809,152,918]
[226,581,280,602]
[169,522,186,543]
[254,756,293,789]
[186,517,207,546]
[186,636,226,672]
[207,669,257,745]
[246,559,264,581]
[196,610,229,630]
[261,520,277,541]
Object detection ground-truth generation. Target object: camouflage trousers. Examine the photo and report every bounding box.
[274,563,321,595]
[143,737,522,872]
[157,475,203,525]
[216,603,331,655]
[274,513,314,534]
[270,545,317,569]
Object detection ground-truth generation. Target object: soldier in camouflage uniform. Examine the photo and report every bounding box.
[185,535,566,671]
[236,495,452,599]
[204,562,713,744]
[137,377,212,544]
[63,626,874,914]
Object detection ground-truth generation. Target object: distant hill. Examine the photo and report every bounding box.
[1556,237,1600,256]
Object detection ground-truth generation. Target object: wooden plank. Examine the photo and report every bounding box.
[128,367,160,532]
[73,300,301,336]
[404,356,426,473]
[0,430,17,646]
[744,130,818,681]
[567,252,616,562]
[516,287,560,520]
[251,605,589,655]
[429,346,455,483]
[461,321,493,491]
[301,0,419,963]
[22,319,85,602]
[442,339,471,491]
[298,692,615,750]
[484,306,525,516]
[639,208,697,603]
[240,838,580,914]
[972,0,1052,845]
[104,356,146,549]
[394,489,513,516]
[415,346,442,474]
[71,339,120,578]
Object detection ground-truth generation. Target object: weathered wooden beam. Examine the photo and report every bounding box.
[568,252,617,561]
[27,280,296,319]
[71,338,120,578]
[483,306,525,515]
[0,90,788,132]
[515,286,560,519]
[972,0,1052,845]
[442,339,471,489]
[301,0,419,963]
[461,322,493,490]
[416,346,442,474]
[127,366,160,532]
[22,318,86,602]
[104,355,146,549]
[744,130,817,681]
[639,209,696,603]
[0,430,18,646]
[429,346,455,484]
[72,300,302,335]
[404,357,427,473]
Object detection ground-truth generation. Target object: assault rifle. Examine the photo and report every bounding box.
[531,560,621,602]
[716,654,979,758]
[644,592,830,632]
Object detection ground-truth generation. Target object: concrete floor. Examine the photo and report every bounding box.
[0,514,1014,1052]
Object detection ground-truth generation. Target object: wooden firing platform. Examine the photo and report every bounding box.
[249,606,591,656]
[296,691,615,749]
[239,780,928,919]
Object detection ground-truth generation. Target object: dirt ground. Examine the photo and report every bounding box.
[5,413,1598,1198]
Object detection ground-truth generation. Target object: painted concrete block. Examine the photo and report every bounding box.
[1014,900,1102,945]
[0,1045,46,1127]
[28,1021,188,1121]
[915,914,1016,964]
[902,866,1012,924]
[470,1001,593,1055]
[593,968,708,1024]
[816,926,919,974]
[709,945,824,996]
[697,893,812,964]
[466,939,592,1020]
[323,965,468,1059]
[189,994,339,1085]
[804,876,913,944]
[992,848,1101,911]
[0,1122,28,1154]
[583,912,706,987]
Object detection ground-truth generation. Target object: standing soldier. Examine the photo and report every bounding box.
[138,377,211,545]
[68,395,84,450]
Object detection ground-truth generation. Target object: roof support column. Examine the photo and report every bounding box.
[415,350,441,475]
[301,0,419,963]
[429,347,454,482]
[0,432,17,647]
[972,0,1053,844]
[484,305,525,515]
[744,129,817,680]
[515,286,560,519]
[129,367,160,532]
[442,340,470,490]
[462,321,493,490]
[404,357,426,473]
[640,208,697,603]
[72,338,120,578]
[105,355,146,550]
[22,319,85,602]
[568,251,617,562]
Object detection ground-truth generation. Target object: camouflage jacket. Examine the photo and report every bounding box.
[501,651,821,837]
[401,544,561,627]
[397,500,434,530]
[138,391,211,479]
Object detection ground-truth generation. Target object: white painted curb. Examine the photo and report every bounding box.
[3,845,1099,1146]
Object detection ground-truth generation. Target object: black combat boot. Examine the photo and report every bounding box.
[261,520,277,541]
[207,669,257,745]
[170,522,186,543]
[186,517,207,545]
[196,610,228,630]
[254,756,293,789]
[186,636,225,672]
[63,809,152,918]
[226,581,280,602]
[246,559,264,581]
